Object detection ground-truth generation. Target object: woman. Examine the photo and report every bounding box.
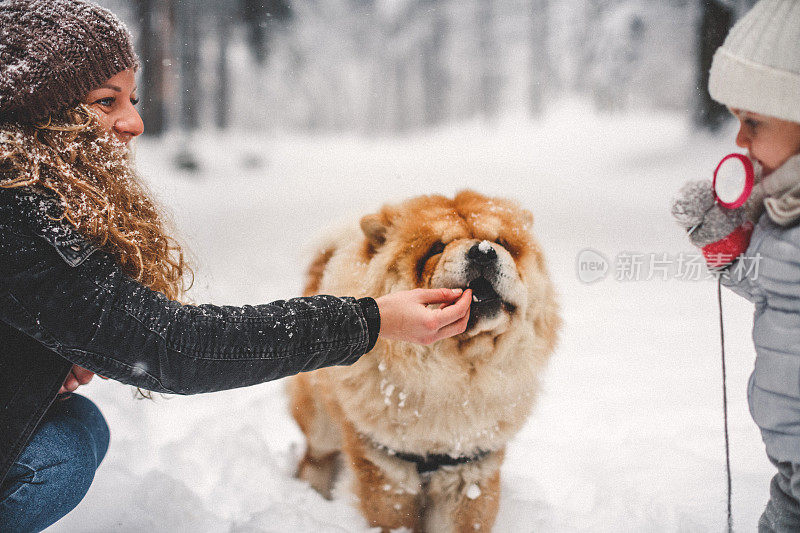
[0,1,472,530]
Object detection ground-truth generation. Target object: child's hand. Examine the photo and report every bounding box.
[375,288,472,345]
[672,180,752,267]
[672,180,717,235]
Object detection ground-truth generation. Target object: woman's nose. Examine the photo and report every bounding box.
[114,105,144,140]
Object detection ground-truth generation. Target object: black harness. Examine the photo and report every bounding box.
[393,450,492,474]
[368,436,491,474]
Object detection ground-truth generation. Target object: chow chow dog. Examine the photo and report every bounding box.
[290,190,560,532]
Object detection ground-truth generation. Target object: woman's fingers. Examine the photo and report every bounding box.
[434,307,471,341]
[72,366,95,385]
[414,287,464,305]
[432,289,471,328]
[58,365,94,394]
[60,375,78,394]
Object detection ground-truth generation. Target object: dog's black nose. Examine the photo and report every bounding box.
[467,241,497,265]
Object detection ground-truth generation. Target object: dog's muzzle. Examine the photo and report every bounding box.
[464,242,514,320]
[467,241,497,266]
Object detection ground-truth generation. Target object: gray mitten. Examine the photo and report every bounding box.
[671,180,747,247]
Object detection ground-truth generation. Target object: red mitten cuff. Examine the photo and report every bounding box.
[701,221,754,268]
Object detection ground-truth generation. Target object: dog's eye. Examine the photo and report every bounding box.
[420,241,445,265]
[495,238,516,256]
[416,241,446,282]
[429,241,445,257]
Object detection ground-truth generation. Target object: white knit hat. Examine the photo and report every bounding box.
[709,0,800,124]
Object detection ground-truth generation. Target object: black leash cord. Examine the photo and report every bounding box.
[718,278,733,532]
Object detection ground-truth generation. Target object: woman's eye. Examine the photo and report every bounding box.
[745,118,760,130]
[94,97,115,107]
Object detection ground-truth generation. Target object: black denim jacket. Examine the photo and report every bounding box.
[0,189,380,485]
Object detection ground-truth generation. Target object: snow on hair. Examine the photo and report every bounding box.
[0,105,191,301]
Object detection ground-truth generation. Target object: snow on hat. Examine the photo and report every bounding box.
[709,0,800,124]
[0,0,139,123]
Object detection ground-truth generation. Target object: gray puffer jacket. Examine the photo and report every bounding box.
[722,154,800,461]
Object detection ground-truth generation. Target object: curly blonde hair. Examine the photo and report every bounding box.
[0,105,190,301]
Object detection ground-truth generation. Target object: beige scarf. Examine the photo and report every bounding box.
[744,154,800,226]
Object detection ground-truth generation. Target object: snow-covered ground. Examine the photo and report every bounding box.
[50,100,773,532]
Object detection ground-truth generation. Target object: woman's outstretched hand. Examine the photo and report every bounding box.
[59,364,96,394]
[375,288,472,345]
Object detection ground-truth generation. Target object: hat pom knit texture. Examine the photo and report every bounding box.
[0,0,139,123]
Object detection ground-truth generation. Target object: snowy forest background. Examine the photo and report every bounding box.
[99,0,756,138]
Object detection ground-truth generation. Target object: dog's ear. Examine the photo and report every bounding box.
[521,209,534,231]
[361,206,399,250]
[360,213,390,248]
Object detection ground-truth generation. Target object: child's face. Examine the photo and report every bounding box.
[732,109,800,177]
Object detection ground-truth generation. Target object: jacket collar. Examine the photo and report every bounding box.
[5,188,99,266]
[745,153,800,226]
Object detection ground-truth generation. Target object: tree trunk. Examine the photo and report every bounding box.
[695,0,734,131]
[215,10,231,130]
[393,59,410,133]
[136,0,168,136]
[176,1,200,132]
[529,0,550,117]
[421,2,448,127]
[476,0,500,122]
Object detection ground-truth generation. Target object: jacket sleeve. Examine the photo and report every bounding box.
[719,255,761,303]
[0,204,380,395]
[718,219,768,303]
[719,219,800,309]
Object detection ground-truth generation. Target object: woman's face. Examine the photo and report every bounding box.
[732,109,800,177]
[83,69,144,144]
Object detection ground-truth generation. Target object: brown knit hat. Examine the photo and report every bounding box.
[0,0,139,123]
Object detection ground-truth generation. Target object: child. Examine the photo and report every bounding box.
[672,0,800,530]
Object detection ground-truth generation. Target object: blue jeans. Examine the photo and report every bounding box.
[0,393,109,532]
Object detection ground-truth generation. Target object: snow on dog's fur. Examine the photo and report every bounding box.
[290,190,560,532]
